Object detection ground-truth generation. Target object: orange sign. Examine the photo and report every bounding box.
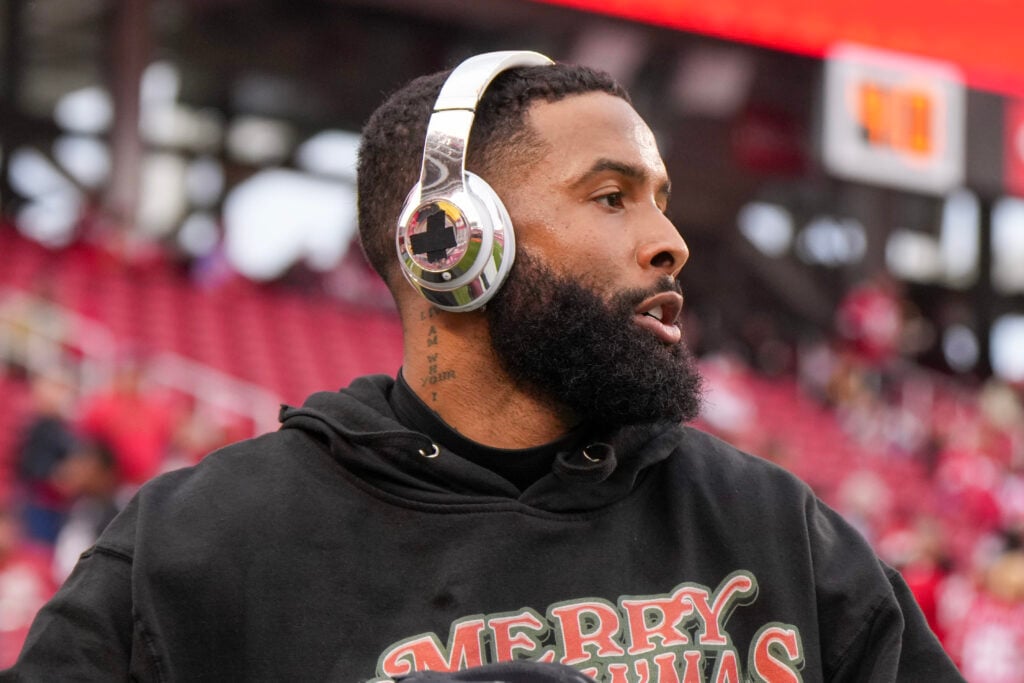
[823,44,965,195]
[857,82,933,156]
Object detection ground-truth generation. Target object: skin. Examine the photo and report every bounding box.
[396,92,690,448]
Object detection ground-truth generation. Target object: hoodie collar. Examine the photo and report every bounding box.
[278,375,682,513]
[390,371,591,492]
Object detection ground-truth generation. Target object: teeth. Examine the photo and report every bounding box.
[644,305,664,323]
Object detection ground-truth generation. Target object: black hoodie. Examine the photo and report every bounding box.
[5,375,963,682]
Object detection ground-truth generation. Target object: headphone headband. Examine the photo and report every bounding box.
[433,51,554,112]
[417,51,554,204]
[396,50,554,312]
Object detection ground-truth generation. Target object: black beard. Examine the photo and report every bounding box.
[486,252,703,429]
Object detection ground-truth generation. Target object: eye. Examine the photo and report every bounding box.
[595,191,625,209]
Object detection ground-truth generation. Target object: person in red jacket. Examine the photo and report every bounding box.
[77,354,174,489]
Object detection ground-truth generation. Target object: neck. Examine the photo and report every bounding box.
[399,300,575,449]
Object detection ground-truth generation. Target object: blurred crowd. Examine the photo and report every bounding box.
[0,338,235,666]
[703,274,1024,681]
[824,278,1024,681]
[1,274,1023,679]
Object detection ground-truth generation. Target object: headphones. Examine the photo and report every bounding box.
[395,50,554,312]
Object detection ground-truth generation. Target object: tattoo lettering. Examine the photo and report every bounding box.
[421,368,456,388]
[421,333,452,399]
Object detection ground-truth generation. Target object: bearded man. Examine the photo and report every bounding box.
[6,52,962,682]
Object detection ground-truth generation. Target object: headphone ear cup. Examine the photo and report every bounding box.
[392,51,552,311]
[464,169,516,294]
[395,171,515,312]
[393,50,551,311]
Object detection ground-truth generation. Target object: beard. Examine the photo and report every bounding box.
[486,251,703,429]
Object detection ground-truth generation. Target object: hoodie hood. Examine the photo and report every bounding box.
[278,375,683,514]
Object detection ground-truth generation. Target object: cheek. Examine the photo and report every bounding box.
[504,192,571,252]
[527,237,632,301]
[502,192,635,277]
[560,221,635,271]
[515,217,599,270]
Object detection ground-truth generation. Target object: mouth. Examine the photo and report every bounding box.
[633,291,683,344]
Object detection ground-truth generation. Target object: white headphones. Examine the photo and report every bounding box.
[395,50,554,311]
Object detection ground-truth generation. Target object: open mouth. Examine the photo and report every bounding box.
[643,304,668,323]
[634,293,683,344]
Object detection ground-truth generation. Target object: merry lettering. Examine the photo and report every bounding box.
[372,571,805,682]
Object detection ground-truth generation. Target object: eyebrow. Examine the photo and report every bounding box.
[570,158,672,203]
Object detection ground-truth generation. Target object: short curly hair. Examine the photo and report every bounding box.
[356,60,629,289]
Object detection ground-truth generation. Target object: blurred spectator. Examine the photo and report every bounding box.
[824,348,872,409]
[697,353,758,443]
[77,354,174,489]
[935,431,1003,534]
[835,274,905,371]
[943,534,1024,682]
[835,469,893,544]
[795,334,838,404]
[0,507,55,669]
[879,516,952,647]
[51,445,121,583]
[13,369,82,546]
[165,394,231,470]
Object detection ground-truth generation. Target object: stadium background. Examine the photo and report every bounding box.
[1,0,1023,677]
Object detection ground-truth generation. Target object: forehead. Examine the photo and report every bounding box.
[523,92,666,179]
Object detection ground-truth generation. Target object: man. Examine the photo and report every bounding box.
[4,52,962,682]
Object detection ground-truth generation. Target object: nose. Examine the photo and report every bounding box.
[635,211,689,279]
